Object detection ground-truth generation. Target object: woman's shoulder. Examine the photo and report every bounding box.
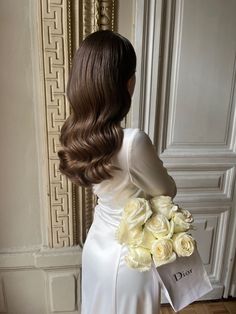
[122,127,139,133]
[122,127,141,137]
[123,127,152,144]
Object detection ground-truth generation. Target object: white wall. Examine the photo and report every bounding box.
[0,1,47,313]
[0,1,42,249]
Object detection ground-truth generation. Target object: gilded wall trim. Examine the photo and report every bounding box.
[81,0,116,39]
[40,0,117,248]
[99,0,116,30]
[82,0,100,39]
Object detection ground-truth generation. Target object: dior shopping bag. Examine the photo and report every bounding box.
[155,249,213,312]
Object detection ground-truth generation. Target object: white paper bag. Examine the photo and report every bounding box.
[155,249,213,312]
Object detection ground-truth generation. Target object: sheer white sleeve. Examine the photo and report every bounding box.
[128,130,177,199]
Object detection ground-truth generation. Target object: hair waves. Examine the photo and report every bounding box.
[58,30,136,187]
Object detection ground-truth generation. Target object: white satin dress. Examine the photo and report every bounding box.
[81,128,177,314]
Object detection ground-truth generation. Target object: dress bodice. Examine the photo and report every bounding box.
[92,128,176,227]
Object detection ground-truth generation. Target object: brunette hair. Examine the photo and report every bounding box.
[58,30,136,187]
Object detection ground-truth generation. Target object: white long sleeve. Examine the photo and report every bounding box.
[128,130,177,199]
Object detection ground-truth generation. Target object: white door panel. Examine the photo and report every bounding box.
[133,0,236,300]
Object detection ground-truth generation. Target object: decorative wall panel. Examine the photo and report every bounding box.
[99,0,116,30]
[134,0,236,299]
[82,0,116,39]
[82,0,99,38]
[41,0,74,248]
[172,166,235,202]
[190,210,230,282]
[40,0,117,248]
[49,274,76,312]
[158,0,236,156]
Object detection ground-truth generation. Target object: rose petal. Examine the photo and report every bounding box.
[140,227,156,249]
[125,247,152,272]
[153,251,176,267]
[124,198,153,228]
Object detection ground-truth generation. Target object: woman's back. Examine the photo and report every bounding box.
[81,128,176,314]
[58,29,176,314]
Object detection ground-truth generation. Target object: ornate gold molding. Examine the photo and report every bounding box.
[40,0,117,248]
[81,0,116,39]
[99,0,116,30]
[82,0,99,39]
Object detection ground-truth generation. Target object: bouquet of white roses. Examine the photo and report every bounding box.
[116,196,195,272]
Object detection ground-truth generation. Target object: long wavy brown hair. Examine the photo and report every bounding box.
[58,30,136,187]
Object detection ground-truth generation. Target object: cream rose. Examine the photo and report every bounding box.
[116,220,143,247]
[125,247,152,272]
[172,209,193,233]
[179,208,194,223]
[150,195,178,219]
[151,239,176,267]
[145,214,174,239]
[172,232,195,257]
[140,227,156,250]
[117,196,196,272]
[126,226,143,247]
[123,198,153,229]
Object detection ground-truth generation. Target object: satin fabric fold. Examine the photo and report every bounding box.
[81,205,160,314]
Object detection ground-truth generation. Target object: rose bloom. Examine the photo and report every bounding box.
[123,198,153,229]
[145,214,174,239]
[151,238,176,267]
[125,247,152,272]
[172,232,195,257]
[140,227,156,250]
[172,208,194,233]
[116,220,143,247]
[179,208,194,223]
[150,195,178,219]
[126,226,144,247]
[172,212,191,233]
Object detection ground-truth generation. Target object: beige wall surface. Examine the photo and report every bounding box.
[0,0,42,249]
[118,0,134,42]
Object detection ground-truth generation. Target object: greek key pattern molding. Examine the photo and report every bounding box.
[41,0,117,248]
[41,0,74,248]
